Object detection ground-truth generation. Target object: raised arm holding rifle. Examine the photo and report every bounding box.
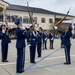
[5,15,10,30]
[0,9,11,62]
[54,7,73,65]
[27,2,39,63]
[55,7,71,26]
[3,8,11,30]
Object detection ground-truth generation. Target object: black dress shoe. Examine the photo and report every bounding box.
[38,56,41,58]
[30,61,36,64]
[2,60,9,62]
[16,71,19,73]
[19,70,24,73]
[52,48,54,49]
[64,62,71,65]
[17,70,24,73]
[45,48,47,50]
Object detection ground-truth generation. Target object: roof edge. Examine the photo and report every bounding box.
[5,3,75,18]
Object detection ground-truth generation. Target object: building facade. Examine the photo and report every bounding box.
[0,0,75,34]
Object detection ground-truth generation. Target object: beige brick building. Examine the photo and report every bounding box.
[0,0,75,33]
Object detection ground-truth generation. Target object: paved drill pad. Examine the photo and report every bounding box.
[0,39,75,75]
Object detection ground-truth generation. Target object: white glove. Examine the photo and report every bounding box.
[28,44,31,46]
[26,25,29,29]
[23,31,26,35]
[21,26,25,30]
[54,26,58,30]
[36,28,38,31]
[51,38,54,40]
[10,26,13,29]
[2,30,5,33]
[45,38,47,41]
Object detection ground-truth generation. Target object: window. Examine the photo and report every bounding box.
[23,16,30,23]
[23,16,37,24]
[41,18,45,23]
[49,18,53,23]
[33,17,37,24]
[0,14,3,21]
[20,16,22,21]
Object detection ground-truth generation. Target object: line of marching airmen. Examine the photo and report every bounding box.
[0,17,54,73]
[0,14,73,73]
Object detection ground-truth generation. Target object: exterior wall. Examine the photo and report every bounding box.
[59,24,69,30]
[0,1,9,8]
[0,1,74,31]
[0,1,75,38]
[56,15,74,20]
[6,10,55,30]
[33,13,55,30]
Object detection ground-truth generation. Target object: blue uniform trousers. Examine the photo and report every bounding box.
[45,40,47,49]
[1,44,8,61]
[16,48,25,72]
[64,45,71,63]
[37,43,42,57]
[30,46,36,62]
[43,40,47,49]
[50,40,54,49]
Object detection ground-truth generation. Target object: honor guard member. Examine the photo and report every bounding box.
[37,27,43,57]
[42,30,47,50]
[54,25,73,65]
[49,31,54,49]
[15,18,27,73]
[60,34,64,48]
[27,25,37,63]
[0,14,3,21]
[0,16,11,62]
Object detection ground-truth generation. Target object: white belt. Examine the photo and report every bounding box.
[32,39,36,40]
[29,39,36,40]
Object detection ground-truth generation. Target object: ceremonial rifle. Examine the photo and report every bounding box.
[55,7,71,26]
[27,2,34,25]
[27,2,39,36]
[27,2,38,26]
[4,8,10,30]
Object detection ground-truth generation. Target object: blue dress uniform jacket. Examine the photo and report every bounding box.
[42,33,46,41]
[60,34,64,48]
[37,31,42,57]
[42,33,47,49]
[27,31,37,46]
[57,30,72,45]
[27,31,37,63]
[37,32,42,44]
[0,30,11,61]
[16,27,26,48]
[49,33,54,40]
[15,27,27,73]
[0,30,11,44]
[49,33,54,49]
[61,34,64,44]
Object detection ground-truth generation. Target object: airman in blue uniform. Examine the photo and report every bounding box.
[27,25,37,63]
[42,30,47,50]
[49,31,54,49]
[60,34,64,48]
[54,25,73,65]
[0,24,11,62]
[37,27,43,57]
[0,14,3,21]
[15,18,27,73]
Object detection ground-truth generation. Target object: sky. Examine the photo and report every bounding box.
[4,0,75,16]
[4,0,75,23]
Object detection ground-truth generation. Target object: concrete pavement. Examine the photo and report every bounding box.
[0,39,75,75]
